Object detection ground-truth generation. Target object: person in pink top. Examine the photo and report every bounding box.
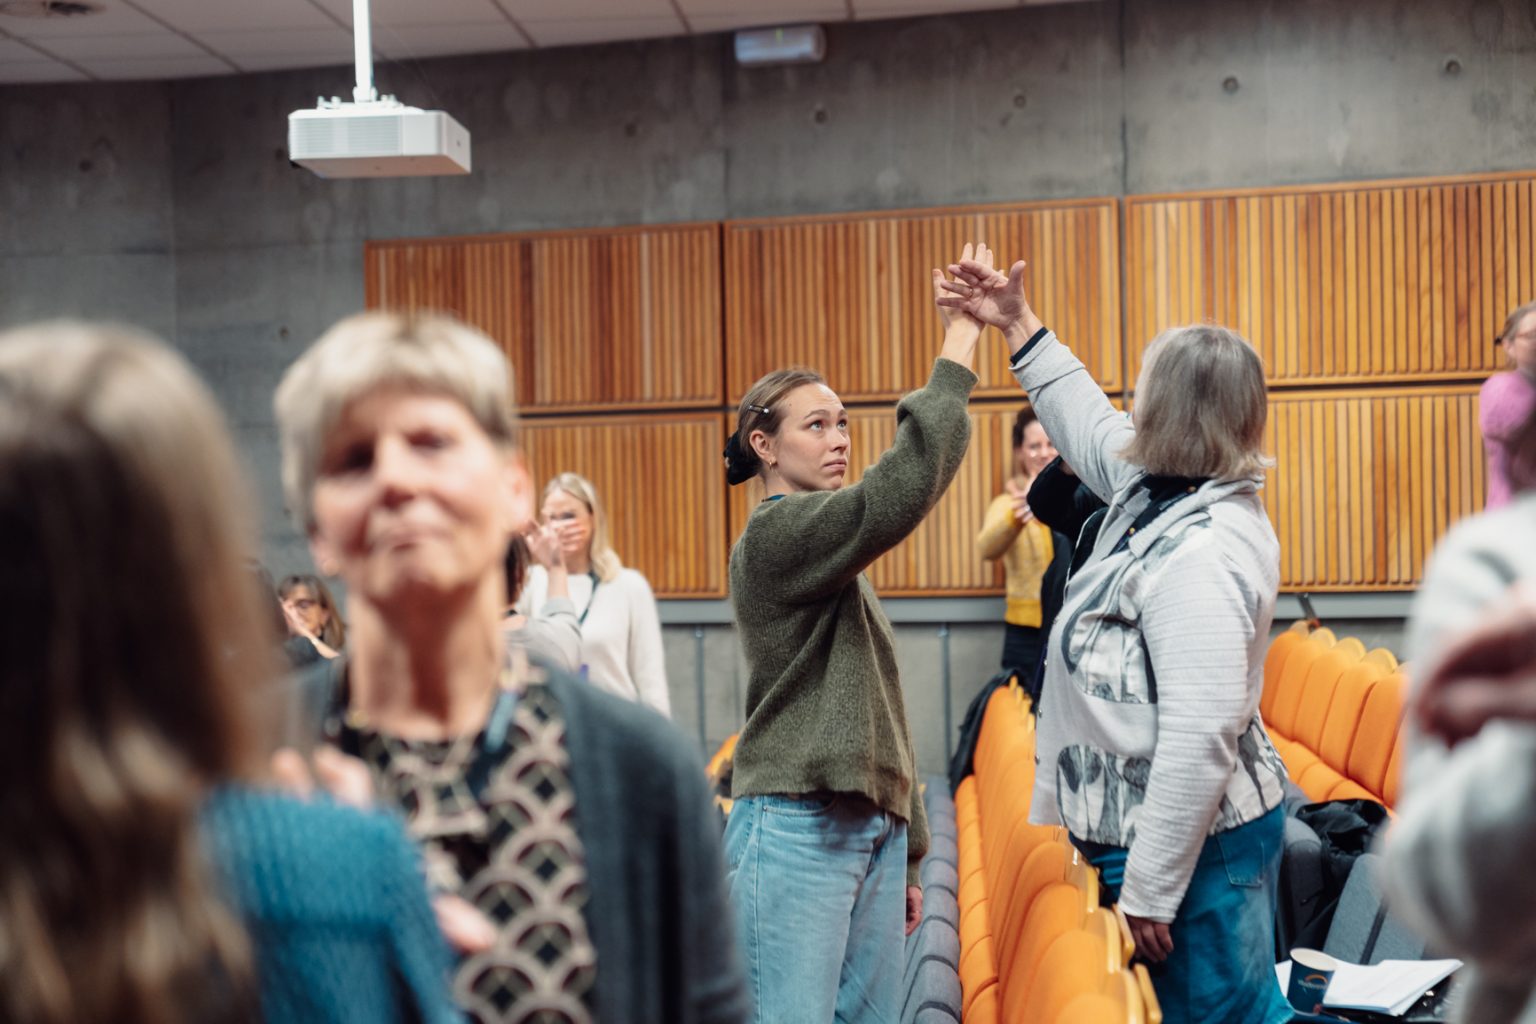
[1484,300,1536,509]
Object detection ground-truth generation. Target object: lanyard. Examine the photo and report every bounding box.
[576,570,601,627]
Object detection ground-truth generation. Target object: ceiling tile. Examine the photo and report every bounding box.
[129,0,339,33]
[851,0,1012,15]
[686,9,848,35]
[677,0,844,15]
[507,0,673,19]
[372,20,529,58]
[1,0,163,36]
[309,0,509,28]
[197,25,351,61]
[0,58,89,82]
[233,50,353,72]
[72,53,231,78]
[37,30,206,59]
[0,36,42,59]
[521,15,685,47]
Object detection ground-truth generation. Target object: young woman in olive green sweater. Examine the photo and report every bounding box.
[719,244,987,1023]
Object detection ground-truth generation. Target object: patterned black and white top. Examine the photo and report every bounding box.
[355,676,597,1024]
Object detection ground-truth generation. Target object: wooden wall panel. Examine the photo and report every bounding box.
[1125,175,1536,386]
[521,413,729,598]
[1263,386,1485,591]
[365,224,723,413]
[726,400,1122,596]
[725,201,1122,403]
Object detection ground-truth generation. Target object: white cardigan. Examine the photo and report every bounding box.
[1013,329,1286,923]
[516,565,671,719]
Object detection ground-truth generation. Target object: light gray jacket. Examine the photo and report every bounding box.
[1014,330,1287,922]
[1384,492,1536,1024]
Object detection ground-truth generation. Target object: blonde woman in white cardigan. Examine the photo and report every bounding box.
[515,473,671,718]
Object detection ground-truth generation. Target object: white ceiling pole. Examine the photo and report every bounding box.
[352,0,376,102]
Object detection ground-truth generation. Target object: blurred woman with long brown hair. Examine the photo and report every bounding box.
[0,322,456,1024]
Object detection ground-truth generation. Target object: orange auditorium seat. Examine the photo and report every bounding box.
[1261,626,1310,721]
[1297,660,1386,801]
[1267,630,1336,748]
[1014,927,1113,1024]
[1284,644,1366,788]
[997,882,1088,1020]
[1338,671,1407,802]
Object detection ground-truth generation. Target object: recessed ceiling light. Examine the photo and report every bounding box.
[0,0,103,18]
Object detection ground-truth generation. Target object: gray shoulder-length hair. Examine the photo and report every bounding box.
[1121,324,1273,480]
[274,311,518,533]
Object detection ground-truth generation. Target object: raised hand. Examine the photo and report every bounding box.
[932,242,994,331]
[937,256,1034,333]
[524,520,564,569]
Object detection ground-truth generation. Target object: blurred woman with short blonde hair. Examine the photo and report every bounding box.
[514,472,670,717]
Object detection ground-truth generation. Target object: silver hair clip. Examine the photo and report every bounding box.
[745,403,772,415]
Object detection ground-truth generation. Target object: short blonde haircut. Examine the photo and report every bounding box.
[274,311,517,532]
[543,472,622,583]
[1122,324,1272,480]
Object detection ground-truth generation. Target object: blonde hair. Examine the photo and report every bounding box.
[0,322,261,1023]
[544,472,622,582]
[274,311,518,532]
[1122,324,1272,480]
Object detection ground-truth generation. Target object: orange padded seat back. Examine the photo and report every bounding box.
[1262,628,1309,720]
[1318,661,1385,773]
[1293,647,1360,750]
[1013,927,1112,1024]
[999,883,1087,1022]
[973,686,1017,781]
[1268,631,1337,738]
[1383,736,1403,808]
[1364,647,1399,671]
[1333,636,1367,661]
[992,828,1068,964]
[1346,671,1406,799]
[1055,993,1125,1024]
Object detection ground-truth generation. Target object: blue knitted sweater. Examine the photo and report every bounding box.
[200,786,461,1024]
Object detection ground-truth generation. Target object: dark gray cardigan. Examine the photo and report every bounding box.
[289,660,748,1024]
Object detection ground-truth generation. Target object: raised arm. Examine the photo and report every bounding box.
[740,252,986,604]
[939,257,1139,504]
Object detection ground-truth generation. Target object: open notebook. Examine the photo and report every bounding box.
[1276,959,1461,1017]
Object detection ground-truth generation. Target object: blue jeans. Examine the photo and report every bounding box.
[1080,806,1293,1024]
[724,793,908,1024]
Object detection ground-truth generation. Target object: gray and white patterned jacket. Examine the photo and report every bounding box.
[1013,329,1287,922]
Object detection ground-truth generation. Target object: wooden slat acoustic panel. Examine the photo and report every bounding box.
[521,413,729,598]
[365,224,723,413]
[726,400,1113,596]
[725,201,1122,404]
[1125,175,1536,386]
[1264,386,1485,592]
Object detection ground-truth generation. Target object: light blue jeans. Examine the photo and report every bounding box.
[724,793,908,1024]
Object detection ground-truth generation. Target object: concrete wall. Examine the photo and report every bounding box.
[3,0,1531,768]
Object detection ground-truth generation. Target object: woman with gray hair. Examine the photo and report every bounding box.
[273,311,745,1024]
[941,261,1292,1023]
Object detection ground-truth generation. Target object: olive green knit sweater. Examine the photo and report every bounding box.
[729,358,977,885]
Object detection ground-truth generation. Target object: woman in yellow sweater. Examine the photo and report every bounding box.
[977,405,1058,679]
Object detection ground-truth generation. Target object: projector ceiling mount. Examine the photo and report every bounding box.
[287,0,472,179]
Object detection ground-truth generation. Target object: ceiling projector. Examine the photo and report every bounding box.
[287,0,470,179]
[289,97,470,178]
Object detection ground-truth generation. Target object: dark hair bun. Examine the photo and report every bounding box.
[722,433,759,486]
